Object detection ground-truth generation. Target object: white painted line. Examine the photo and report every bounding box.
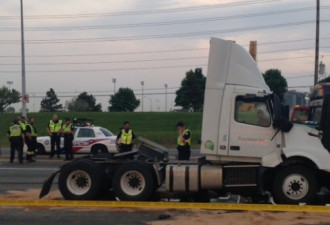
[0,167,57,171]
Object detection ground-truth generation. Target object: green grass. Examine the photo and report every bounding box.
[0,112,202,148]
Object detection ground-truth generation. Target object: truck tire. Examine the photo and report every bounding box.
[273,166,317,204]
[58,159,104,200]
[112,162,155,201]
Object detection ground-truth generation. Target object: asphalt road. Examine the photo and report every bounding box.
[0,148,202,225]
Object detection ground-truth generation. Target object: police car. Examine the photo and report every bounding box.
[36,125,117,155]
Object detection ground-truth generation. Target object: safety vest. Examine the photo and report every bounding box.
[19,121,26,131]
[9,125,22,137]
[49,120,62,132]
[26,124,37,137]
[120,129,133,145]
[177,129,191,146]
[62,123,72,133]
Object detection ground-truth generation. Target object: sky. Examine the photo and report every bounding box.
[0,0,329,113]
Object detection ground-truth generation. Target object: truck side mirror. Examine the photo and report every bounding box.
[272,94,293,132]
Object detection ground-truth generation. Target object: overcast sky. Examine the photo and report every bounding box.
[0,0,329,112]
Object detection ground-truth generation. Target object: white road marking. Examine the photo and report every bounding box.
[0,167,57,171]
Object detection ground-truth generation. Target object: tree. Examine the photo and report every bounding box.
[40,88,63,112]
[318,76,330,83]
[175,68,206,111]
[0,86,21,113]
[67,92,102,112]
[108,88,140,112]
[263,69,288,101]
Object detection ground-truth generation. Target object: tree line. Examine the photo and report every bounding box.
[0,68,291,113]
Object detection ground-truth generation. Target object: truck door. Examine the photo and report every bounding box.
[228,95,277,158]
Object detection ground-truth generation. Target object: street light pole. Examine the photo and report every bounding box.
[141,81,144,112]
[314,0,320,85]
[112,78,117,94]
[20,0,27,117]
[7,81,13,90]
[164,84,168,112]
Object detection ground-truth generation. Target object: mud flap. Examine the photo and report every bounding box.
[39,170,61,199]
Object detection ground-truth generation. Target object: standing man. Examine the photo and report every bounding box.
[115,121,136,153]
[8,120,25,164]
[62,118,74,161]
[47,114,62,158]
[19,116,27,132]
[176,122,191,160]
[26,118,37,163]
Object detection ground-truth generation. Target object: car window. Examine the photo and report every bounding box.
[235,96,271,127]
[77,128,95,138]
[100,128,113,137]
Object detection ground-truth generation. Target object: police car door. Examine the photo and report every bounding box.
[228,94,278,158]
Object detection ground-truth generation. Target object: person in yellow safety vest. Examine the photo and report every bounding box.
[18,116,27,132]
[47,114,62,158]
[176,122,191,160]
[7,119,25,164]
[26,118,37,163]
[62,118,74,161]
[115,121,136,153]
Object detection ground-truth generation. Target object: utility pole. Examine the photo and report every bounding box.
[112,78,117,94]
[164,84,168,112]
[20,0,27,117]
[249,41,257,62]
[314,0,320,85]
[141,81,144,112]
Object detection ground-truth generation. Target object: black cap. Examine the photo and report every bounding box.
[12,119,19,124]
[65,118,71,121]
[176,122,185,127]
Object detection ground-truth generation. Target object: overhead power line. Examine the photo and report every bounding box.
[1,20,327,44]
[2,37,330,58]
[0,6,322,32]
[2,46,330,66]
[0,0,278,19]
[2,54,330,74]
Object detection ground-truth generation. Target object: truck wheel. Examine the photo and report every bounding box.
[113,162,155,201]
[273,166,317,204]
[58,159,104,200]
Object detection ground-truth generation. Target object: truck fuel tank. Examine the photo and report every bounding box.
[165,164,223,192]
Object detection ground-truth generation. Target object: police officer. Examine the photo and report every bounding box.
[26,118,37,162]
[47,114,62,158]
[62,118,74,161]
[176,122,191,160]
[8,120,25,164]
[115,121,136,153]
[19,116,27,132]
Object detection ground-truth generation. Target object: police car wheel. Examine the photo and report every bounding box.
[58,159,104,200]
[273,165,318,204]
[113,162,155,201]
[91,145,108,155]
[36,143,46,155]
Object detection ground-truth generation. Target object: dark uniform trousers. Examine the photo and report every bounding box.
[50,133,61,157]
[10,137,23,163]
[64,134,74,160]
[119,144,133,153]
[26,137,37,161]
[177,145,191,160]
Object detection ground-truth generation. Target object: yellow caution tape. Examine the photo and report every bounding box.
[0,199,330,213]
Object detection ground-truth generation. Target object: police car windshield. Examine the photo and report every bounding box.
[100,128,113,137]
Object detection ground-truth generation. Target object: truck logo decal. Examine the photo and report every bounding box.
[205,140,214,151]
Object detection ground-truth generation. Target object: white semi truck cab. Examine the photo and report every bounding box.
[40,38,330,205]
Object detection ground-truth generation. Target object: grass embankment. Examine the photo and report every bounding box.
[0,112,202,148]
